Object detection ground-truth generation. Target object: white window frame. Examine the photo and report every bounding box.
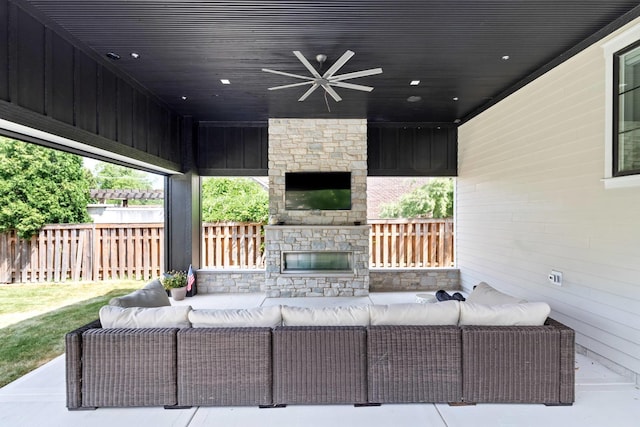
[603,23,640,189]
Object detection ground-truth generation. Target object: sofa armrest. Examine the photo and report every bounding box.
[65,319,102,409]
[545,318,576,404]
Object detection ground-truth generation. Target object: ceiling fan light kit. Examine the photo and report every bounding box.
[262,50,383,102]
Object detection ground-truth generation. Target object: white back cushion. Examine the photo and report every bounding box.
[370,301,459,326]
[459,302,550,326]
[189,306,282,328]
[281,305,370,326]
[99,305,191,328]
[466,282,527,305]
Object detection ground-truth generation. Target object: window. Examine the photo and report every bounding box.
[614,41,640,177]
[603,23,640,189]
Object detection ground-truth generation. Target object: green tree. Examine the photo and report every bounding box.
[379,178,454,219]
[0,137,93,239]
[93,162,157,205]
[201,177,268,223]
[93,162,153,190]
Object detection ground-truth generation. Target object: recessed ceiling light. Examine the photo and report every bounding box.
[105,52,120,60]
[407,95,422,103]
[130,52,140,59]
[410,80,420,86]
[220,79,231,85]
[502,55,510,60]
[453,97,459,101]
[181,96,188,100]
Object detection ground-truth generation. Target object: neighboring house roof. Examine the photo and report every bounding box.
[367,177,431,219]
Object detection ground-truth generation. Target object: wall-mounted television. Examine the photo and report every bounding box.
[285,172,351,210]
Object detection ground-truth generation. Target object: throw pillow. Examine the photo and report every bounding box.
[189,306,282,328]
[458,301,550,326]
[370,301,460,326]
[281,305,370,326]
[108,279,171,308]
[99,305,192,328]
[466,281,527,305]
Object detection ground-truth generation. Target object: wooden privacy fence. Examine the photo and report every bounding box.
[369,219,454,268]
[200,219,454,269]
[201,222,264,269]
[0,223,164,283]
[0,219,454,283]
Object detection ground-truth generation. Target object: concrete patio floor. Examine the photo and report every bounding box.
[1,292,639,427]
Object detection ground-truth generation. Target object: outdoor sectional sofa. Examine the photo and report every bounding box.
[65,282,575,410]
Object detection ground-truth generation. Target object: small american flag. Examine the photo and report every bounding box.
[186,265,195,291]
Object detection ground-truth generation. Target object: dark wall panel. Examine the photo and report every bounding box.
[197,123,268,175]
[47,30,74,125]
[16,7,44,114]
[367,124,457,176]
[146,101,162,157]
[397,128,414,170]
[414,128,432,168]
[242,127,267,169]
[199,127,223,169]
[74,52,97,133]
[117,79,133,147]
[224,127,243,169]
[379,128,398,169]
[430,128,450,170]
[133,91,148,151]
[0,3,182,172]
[0,0,8,101]
[168,113,181,160]
[98,69,117,140]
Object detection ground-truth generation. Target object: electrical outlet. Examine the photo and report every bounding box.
[548,270,563,286]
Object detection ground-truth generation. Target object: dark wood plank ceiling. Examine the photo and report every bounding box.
[17,0,640,124]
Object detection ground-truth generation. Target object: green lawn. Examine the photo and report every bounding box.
[0,281,142,387]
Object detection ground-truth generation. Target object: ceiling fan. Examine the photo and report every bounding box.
[262,50,382,102]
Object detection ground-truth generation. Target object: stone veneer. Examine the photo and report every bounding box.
[264,225,370,297]
[195,267,461,294]
[369,268,460,292]
[196,270,264,293]
[266,118,368,297]
[268,118,367,226]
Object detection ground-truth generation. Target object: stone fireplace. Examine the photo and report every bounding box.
[264,118,369,297]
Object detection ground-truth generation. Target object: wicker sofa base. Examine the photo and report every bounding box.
[66,318,575,409]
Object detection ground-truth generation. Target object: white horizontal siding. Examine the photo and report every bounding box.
[457,18,640,377]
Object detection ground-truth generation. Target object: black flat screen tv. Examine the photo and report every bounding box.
[285,172,351,210]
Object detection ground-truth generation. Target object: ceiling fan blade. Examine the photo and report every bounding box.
[262,68,315,81]
[322,50,355,79]
[293,51,322,78]
[321,83,342,102]
[268,81,314,91]
[329,81,374,92]
[298,83,320,101]
[330,67,383,82]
